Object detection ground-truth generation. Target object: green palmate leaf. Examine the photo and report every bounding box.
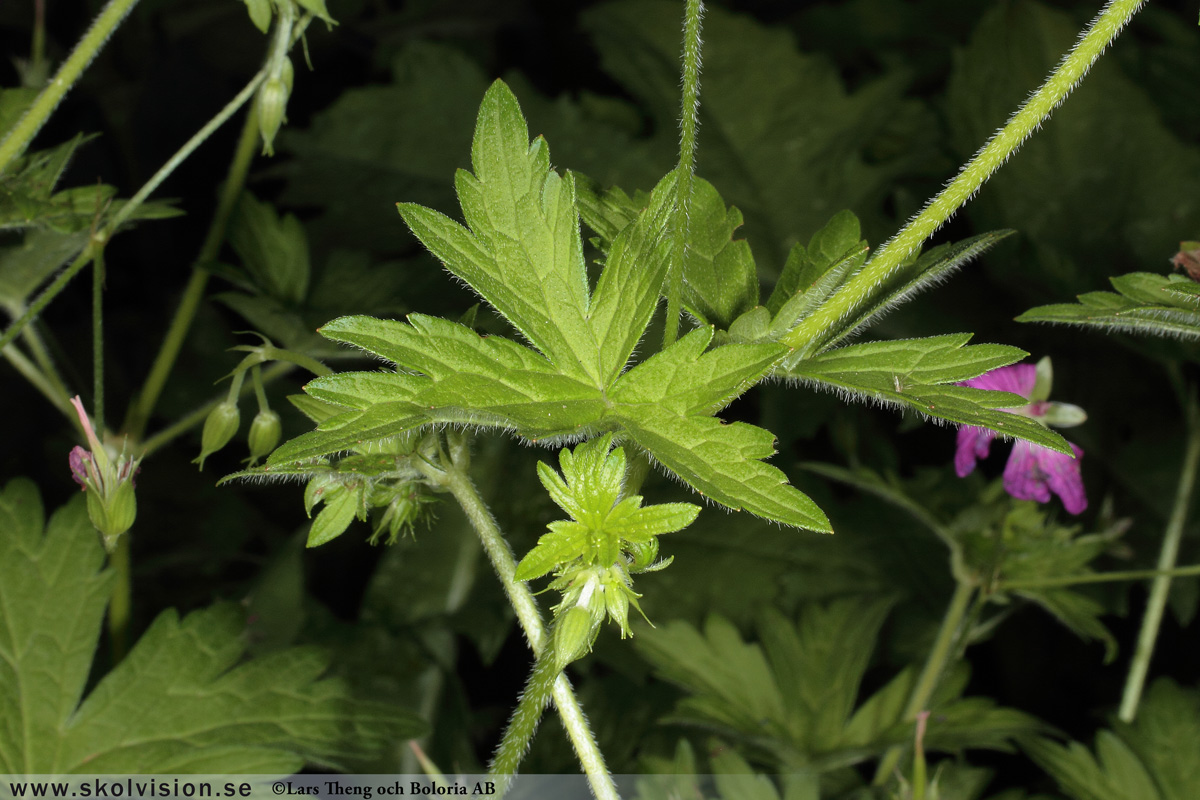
[0,228,89,308]
[265,81,830,532]
[784,334,1073,455]
[398,81,599,383]
[1025,679,1200,800]
[0,479,423,774]
[1018,272,1200,340]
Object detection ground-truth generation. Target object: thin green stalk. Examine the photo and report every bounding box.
[93,248,105,431]
[999,564,1200,591]
[490,638,562,786]
[1119,403,1200,721]
[431,460,618,800]
[31,0,46,75]
[106,69,267,235]
[874,580,976,786]
[783,0,1148,356]
[125,106,261,439]
[663,0,704,350]
[107,533,132,662]
[0,0,142,173]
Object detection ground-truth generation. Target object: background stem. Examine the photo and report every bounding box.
[873,580,976,785]
[92,249,105,431]
[124,106,261,439]
[1118,398,1200,721]
[782,0,1149,356]
[0,0,142,173]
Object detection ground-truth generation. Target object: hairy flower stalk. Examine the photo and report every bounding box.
[69,395,140,550]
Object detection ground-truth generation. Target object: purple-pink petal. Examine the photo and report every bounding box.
[69,446,92,489]
[955,426,996,477]
[1002,441,1087,515]
[962,363,1037,399]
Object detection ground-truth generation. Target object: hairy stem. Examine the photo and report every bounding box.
[782,0,1149,356]
[489,637,563,786]
[432,461,617,800]
[1,343,72,416]
[0,0,141,173]
[874,580,976,786]
[124,106,261,439]
[663,0,704,350]
[1119,401,1200,721]
[106,69,267,235]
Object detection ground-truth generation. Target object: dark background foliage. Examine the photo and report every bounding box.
[2,0,1200,790]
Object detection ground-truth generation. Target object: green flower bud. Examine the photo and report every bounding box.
[88,478,138,549]
[246,409,282,465]
[195,401,240,469]
[553,605,600,672]
[626,537,659,572]
[256,72,290,157]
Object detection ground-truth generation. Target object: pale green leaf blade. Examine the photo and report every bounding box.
[1116,679,1200,800]
[588,171,677,383]
[266,403,428,466]
[438,80,599,382]
[758,597,894,750]
[514,521,589,582]
[605,503,700,542]
[677,178,759,329]
[619,406,830,532]
[634,615,789,738]
[314,314,607,439]
[611,326,787,417]
[767,209,863,316]
[0,481,111,774]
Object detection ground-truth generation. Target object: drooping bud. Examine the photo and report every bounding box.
[195,401,241,469]
[256,58,292,157]
[246,409,282,465]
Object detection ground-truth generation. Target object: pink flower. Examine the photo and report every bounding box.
[955,360,1087,515]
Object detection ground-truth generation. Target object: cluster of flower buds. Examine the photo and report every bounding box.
[68,396,140,550]
[194,369,282,469]
[547,545,665,671]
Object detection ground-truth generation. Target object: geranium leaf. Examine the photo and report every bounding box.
[1018,272,1200,341]
[0,479,423,774]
